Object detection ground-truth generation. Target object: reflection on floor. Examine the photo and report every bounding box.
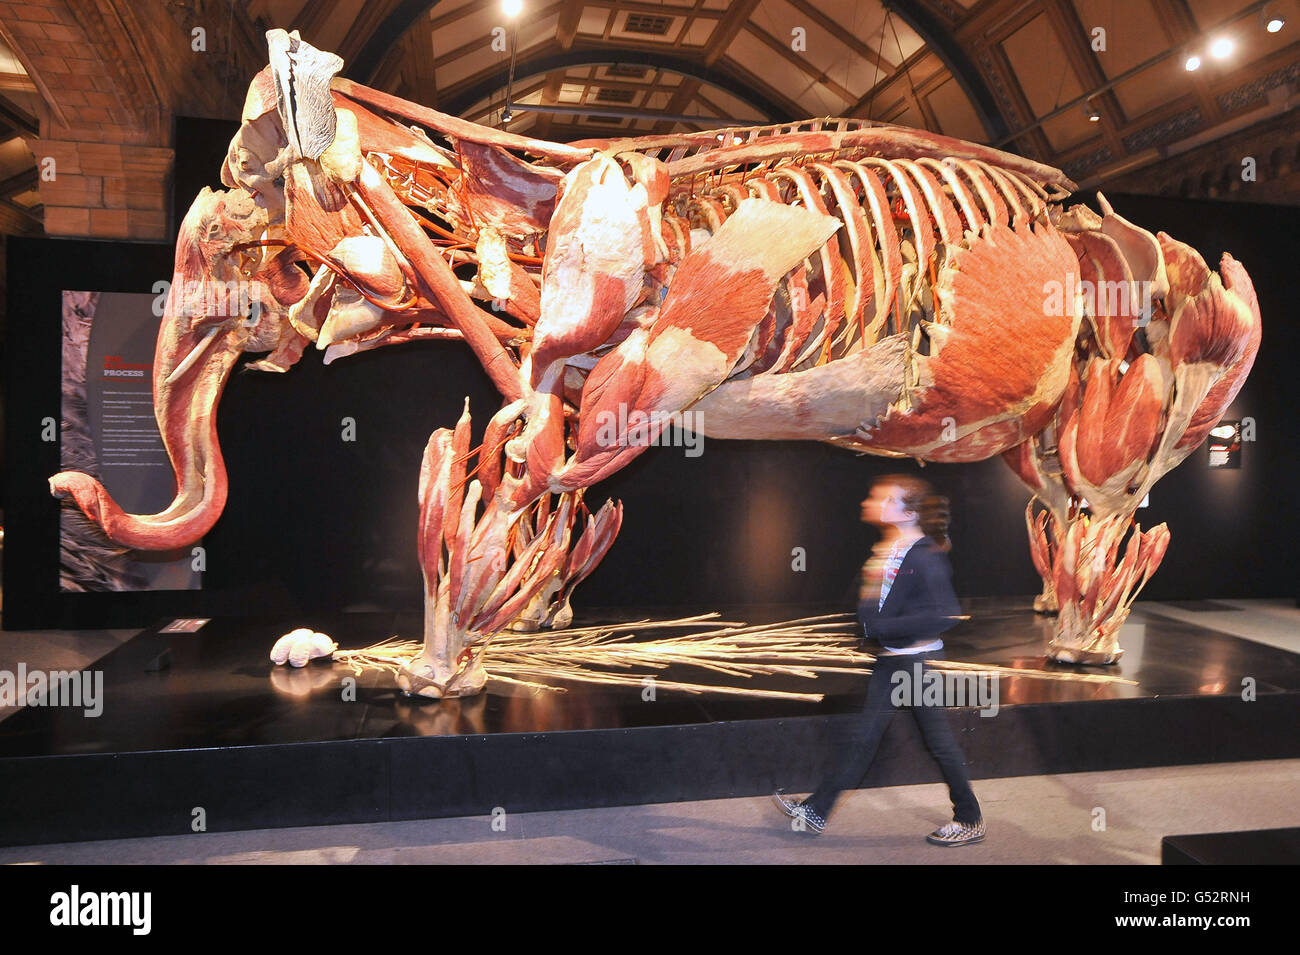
[1,757,1295,865]
[0,598,1296,737]
[0,621,137,723]
[1136,599,1300,655]
[5,597,1299,753]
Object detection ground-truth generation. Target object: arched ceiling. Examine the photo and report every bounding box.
[250,1,986,141]
[240,0,1300,198]
[1,0,1298,242]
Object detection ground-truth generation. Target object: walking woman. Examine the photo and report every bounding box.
[774,474,985,846]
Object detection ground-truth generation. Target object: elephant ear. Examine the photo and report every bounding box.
[267,29,344,161]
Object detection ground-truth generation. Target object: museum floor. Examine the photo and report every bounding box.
[1,598,1296,863]
[0,757,1294,865]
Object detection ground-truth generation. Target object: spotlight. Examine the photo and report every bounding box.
[1184,54,1202,71]
[1262,6,1286,33]
[502,0,522,17]
[1084,102,1101,122]
[1209,35,1234,59]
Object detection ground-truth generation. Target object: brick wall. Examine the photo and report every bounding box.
[1,0,260,239]
[28,139,171,238]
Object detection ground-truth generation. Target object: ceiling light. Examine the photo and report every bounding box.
[1209,35,1234,59]
[1084,102,1100,122]
[1266,15,1285,33]
[502,0,522,18]
[1184,54,1201,71]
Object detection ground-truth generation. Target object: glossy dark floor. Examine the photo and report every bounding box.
[2,597,1297,755]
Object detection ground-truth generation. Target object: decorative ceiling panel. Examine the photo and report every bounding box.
[1072,0,1166,82]
[751,0,870,94]
[575,8,608,36]
[608,11,687,43]
[681,17,719,47]
[1111,57,1189,119]
[1040,109,1099,152]
[726,25,852,115]
[1002,14,1086,118]
[927,76,987,140]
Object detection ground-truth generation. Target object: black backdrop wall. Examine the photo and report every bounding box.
[4,117,1296,630]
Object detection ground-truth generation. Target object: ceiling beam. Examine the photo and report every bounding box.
[0,71,36,93]
[346,0,1008,144]
[0,197,39,233]
[1,195,40,227]
[401,20,440,107]
[292,0,338,48]
[888,0,1009,141]
[557,0,587,50]
[742,21,857,106]
[339,0,403,64]
[349,0,449,82]
[0,168,37,198]
[441,46,788,121]
[847,43,928,118]
[703,0,760,66]
[1151,0,1225,127]
[0,94,37,138]
[784,0,893,74]
[1040,0,1128,157]
[534,70,565,138]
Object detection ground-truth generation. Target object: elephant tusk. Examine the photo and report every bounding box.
[164,325,223,386]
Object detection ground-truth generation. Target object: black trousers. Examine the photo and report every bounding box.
[805,649,982,824]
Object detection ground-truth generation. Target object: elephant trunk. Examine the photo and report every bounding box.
[49,190,253,550]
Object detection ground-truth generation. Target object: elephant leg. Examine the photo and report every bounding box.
[397,400,621,699]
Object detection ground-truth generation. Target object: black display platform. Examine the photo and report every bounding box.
[1162,827,1300,864]
[2,598,1298,847]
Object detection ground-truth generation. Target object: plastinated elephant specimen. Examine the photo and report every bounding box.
[52,31,1260,693]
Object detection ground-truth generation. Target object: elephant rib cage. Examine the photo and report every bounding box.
[651,143,1061,386]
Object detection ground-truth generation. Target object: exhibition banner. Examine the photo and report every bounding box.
[59,290,200,592]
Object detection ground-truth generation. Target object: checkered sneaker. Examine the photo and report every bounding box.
[771,790,825,833]
[792,804,826,833]
[926,819,985,846]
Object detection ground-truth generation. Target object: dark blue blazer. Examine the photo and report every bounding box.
[858,536,962,650]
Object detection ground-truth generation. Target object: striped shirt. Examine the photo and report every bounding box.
[878,537,919,610]
[877,536,943,655]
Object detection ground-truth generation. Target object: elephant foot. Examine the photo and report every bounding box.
[1032,594,1059,615]
[545,596,574,629]
[396,653,488,699]
[1047,643,1124,665]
